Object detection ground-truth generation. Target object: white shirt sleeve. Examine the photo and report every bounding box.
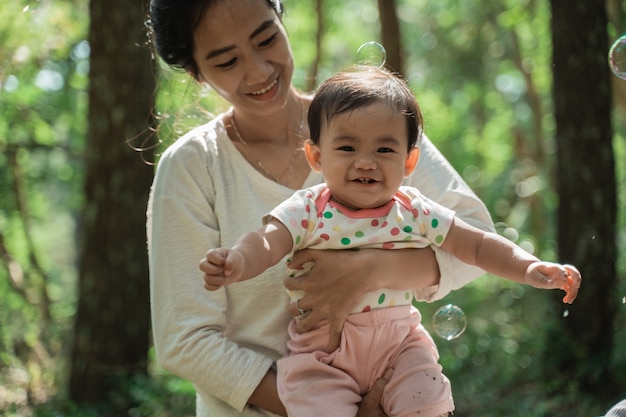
[405,134,496,301]
[147,124,283,415]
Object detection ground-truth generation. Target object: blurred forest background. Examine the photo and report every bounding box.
[1,0,625,416]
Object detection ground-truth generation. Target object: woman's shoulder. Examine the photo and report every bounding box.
[160,115,227,161]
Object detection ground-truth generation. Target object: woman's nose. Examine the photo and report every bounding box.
[244,51,273,86]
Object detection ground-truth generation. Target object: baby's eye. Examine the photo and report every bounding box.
[259,33,277,48]
[215,57,237,69]
[377,147,395,153]
[337,146,355,152]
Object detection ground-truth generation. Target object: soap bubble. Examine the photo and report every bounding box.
[357,41,387,67]
[432,304,467,340]
[608,35,626,80]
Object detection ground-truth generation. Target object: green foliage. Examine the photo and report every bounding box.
[0,0,89,409]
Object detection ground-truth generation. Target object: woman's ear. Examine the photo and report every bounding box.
[304,141,322,173]
[404,147,420,177]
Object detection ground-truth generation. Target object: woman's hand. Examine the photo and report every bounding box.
[284,247,439,351]
[285,249,375,351]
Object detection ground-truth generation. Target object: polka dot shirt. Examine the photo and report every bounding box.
[265,183,455,314]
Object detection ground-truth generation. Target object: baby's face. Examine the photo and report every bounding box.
[314,102,413,210]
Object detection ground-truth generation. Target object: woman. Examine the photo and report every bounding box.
[147,1,494,416]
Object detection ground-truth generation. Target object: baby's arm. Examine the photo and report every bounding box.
[200,219,293,291]
[440,217,581,303]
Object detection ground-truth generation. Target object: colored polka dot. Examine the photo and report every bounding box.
[403,226,413,233]
[412,209,419,218]
[333,226,342,232]
[320,233,330,241]
[305,205,310,213]
[381,221,388,228]
[382,242,395,249]
[435,235,444,244]
[391,227,400,236]
[378,293,386,304]
[405,292,411,300]
[368,236,380,244]
[290,219,298,227]
[355,231,365,238]
[324,211,333,219]
[362,305,371,313]
[423,208,430,216]
[389,300,396,307]
[420,223,426,235]
[371,219,379,227]
[341,237,351,245]
[403,235,413,241]
[295,236,302,245]
[431,218,439,228]
[301,219,308,229]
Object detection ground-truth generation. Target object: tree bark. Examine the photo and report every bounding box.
[377,0,404,75]
[549,0,618,398]
[69,0,154,409]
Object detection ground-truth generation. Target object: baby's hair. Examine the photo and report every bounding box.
[308,65,423,152]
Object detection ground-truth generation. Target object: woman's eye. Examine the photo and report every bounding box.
[259,33,277,48]
[215,58,237,69]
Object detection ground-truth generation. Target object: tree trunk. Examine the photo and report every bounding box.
[549,0,618,399]
[306,0,324,92]
[69,0,154,410]
[377,0,404,75]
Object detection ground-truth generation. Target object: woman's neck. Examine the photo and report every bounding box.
[232,89,306,144]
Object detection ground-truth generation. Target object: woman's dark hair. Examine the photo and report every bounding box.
[147,0,284,80]
[308,65,423,152]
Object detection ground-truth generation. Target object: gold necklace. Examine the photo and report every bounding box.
[230,99,305,185]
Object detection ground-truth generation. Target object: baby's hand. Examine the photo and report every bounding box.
[526,262,582,304]
[199,248,244,291]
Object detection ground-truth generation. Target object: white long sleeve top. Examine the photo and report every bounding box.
[147,114,494,417]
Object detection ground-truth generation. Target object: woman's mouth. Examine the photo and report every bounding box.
[250,79,278,96]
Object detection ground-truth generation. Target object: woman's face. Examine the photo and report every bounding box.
[192,0,294,116]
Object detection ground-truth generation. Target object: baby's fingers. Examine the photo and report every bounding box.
[203,275,228,291]
[562,264,582,304]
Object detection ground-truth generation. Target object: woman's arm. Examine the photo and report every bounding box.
[149,135,279,414]
[404,134,495,298]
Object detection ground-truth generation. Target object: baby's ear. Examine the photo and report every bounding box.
[404,147,420,177]
[304,141,322,172]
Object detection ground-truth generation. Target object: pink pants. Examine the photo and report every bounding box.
[277,306,454,417]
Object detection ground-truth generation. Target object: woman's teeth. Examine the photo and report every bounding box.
[251,79,277,95]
